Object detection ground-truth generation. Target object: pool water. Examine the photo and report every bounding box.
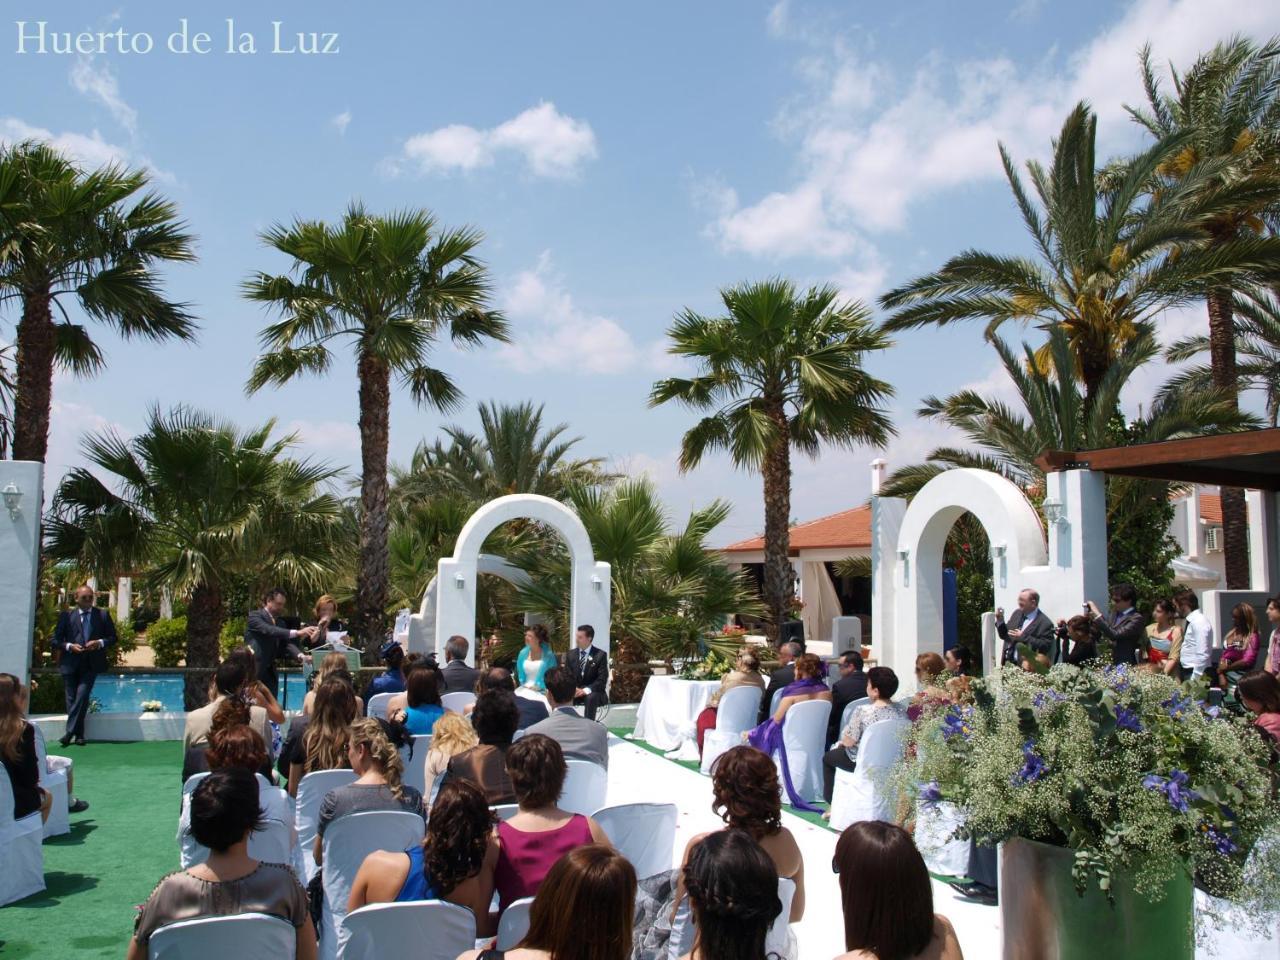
[89,673,309,713]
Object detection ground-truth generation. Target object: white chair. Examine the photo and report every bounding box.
[491,803,520,821]
[400,735,432,798]
[365,693,396,719]
[829,716,910,830]
[914,799,969,877]
[441,691,476,714]
[560,759,608,816]
[295,769,358,881]
[776,699,831,805]
[593,803,678,879]
[180,773,300,872]
[340,901,477,960]
[769,687,784,717]
[700,686,762,774]
[0,768,44,905]
[832,697,871,748]
[321,810,426,960]
[668,877,796,960]
[148,912,297,960]
[33,726,71,838]
[497,896,535,950]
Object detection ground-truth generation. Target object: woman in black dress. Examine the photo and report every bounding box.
[0,673,52,822]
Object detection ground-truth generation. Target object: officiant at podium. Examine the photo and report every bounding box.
[565,624,609,721]
[306,594,347,648]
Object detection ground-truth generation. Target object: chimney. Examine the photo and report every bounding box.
[871,458,887,495]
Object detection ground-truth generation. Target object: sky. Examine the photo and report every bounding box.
[4,0,1279,546]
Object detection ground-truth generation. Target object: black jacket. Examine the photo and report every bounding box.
[998,608,1058,665]
[760,663,796,723]
[564,645,609,699]
[244,608,304,687]
[1092,609,1147,666]
[53,606,117,676]
[829,671,869,742]
[439,659,481,695]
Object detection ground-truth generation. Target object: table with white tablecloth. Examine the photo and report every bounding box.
[630,677,723,758]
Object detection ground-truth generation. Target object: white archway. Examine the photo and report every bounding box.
[872,468,1108,683]
[427,494,611,666]
[406,554,536,658]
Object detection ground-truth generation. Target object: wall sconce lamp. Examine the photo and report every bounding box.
[896,548,909,562]
[453,573,466,589]
[591,575,603,591]
[2,481,21,519]
[1042,497,1066,527]
[992,543,1007,559]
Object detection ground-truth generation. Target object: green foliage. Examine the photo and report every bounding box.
[679,648,737,680]
[28,673,65,713]
[946,515,994,667]
[147,616,188,668]
[220,616,247,657]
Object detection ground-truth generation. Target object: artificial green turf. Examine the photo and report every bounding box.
[0,741,184,959]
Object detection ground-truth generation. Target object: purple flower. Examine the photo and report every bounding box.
[920,781,943,804]
[1197,700,1222,719]
[941,705,974,742]
[1142,770,1199,813]
[1013,740,1048,785]
[1198,821,1238,856]
[1033,690,1066,710]
[1162,694,1196,720]
[1115,706,1143,733]
[1104,665,1132,693]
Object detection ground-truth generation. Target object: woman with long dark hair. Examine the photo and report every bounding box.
[0,673,52,823]
[680,830,782,960]
[516,624,558,694]
[286,675,357,795]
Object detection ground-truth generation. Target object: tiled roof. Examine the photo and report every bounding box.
[722,505,871,553]
[1199,493,1222,525]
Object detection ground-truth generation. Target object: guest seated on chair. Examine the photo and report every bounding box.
[302,652,363,717]
[1238,671,1280,748]
[449,690,521,804]
[678,829,784,960]
[907,653,948,722]
[468,668,549,730]
[832,820,963,960]
[389,661,446,735]
[1217,603,1262,689]
[759,642,800,724]
[459,845,636,960]
[524,667,609,769]
[827,650,868,745]
[439,634,481,695]
[184,658,271,753]
[348,779,499,936]
[26,677,89,814]
[286,676,358,796]
[494,734,611,913]
[183,696,275,785]
[0,673,53,823]
[312,718,426,868]
[696,649,766,755]
[516,624,558,694]
[822,666,904,805]
[362,639,407,703]
[424,712,480,803]
[224,644,288,726]
[744,653,831,812]
[128,768,317,960]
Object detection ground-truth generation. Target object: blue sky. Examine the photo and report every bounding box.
[4,0,1279,544]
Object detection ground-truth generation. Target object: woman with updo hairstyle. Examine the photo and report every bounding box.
[516,622,558,693]
[348,779,500,936]
[680,829,783,960]
[743,653,832,812]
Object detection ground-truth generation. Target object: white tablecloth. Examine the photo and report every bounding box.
[632,677,722,754]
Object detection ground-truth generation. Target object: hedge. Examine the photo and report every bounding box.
[147,616,188,668]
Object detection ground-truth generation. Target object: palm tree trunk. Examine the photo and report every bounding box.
[761,404,793,647]
[1207,287,1250,588]
[354,352,392,658]
[184,581,225,709]
[12,285,55,464]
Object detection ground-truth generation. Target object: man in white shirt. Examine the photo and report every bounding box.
[1175,590,1213,679]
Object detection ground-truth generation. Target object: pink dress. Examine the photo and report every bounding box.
[495,814,594,911]
[1221,632,1261,671]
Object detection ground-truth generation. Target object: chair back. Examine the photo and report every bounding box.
[828,714,911,827]
[182,771,210,796]
[496,896,535,950]
[339,901,476,960]
[593,803,677,879]
[560,759,608,816]
[441,691,476,714]
[400,735,432,798]
[321,811,426,960]
[834,697,871,746]
[366,693,396,720]
[490,803,520,821]
[715,686,762,735]
[855,715,909,777]
[765,878,796,958]
[769,687,784,717]
[296,769,358,880]
[148,913,296,960]
[779,699,831,805]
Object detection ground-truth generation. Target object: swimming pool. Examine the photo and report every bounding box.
[87,673,310,713]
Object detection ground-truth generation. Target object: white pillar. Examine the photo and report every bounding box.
[1247,490,1279,593]
[0,462,44,684]
[1043,469,1108,615]
[117,576,132,627]
[159,587,173,620]
[870,495,906,666]
[1187,486,1201,560]
[870,458,887,495]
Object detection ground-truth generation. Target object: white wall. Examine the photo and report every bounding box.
[0,462,44,685]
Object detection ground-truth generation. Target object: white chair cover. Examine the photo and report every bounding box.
[497,896,535,950]
[700,686,762,774]
[339,901,476,960]
[365,693,396,720]
[777,699,831,805]
[296,769,358,882]
[829,716,910,830]
[0,768,44,906]
[490,804,520,821]
[832,697,871,748]
[180,774,301,874]
[915,800,970,877]
[560,759,608,816]
[321,810,426,960]
[593,803,678,879]
[668,877,796,960]
[33,726,70,838]
[400,735,432,798]
[148,912,297,960]
[440,692,476,714]
[769,687,784,717]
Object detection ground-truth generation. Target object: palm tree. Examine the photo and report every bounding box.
[245,205,508,651]
[880,103,1280,403]
[44,407,346,696]
[0,141,197,466]
[1164,287,1280,426]
[651,280,894,644]
[0,344,15,459]
[1127,38,1280,587]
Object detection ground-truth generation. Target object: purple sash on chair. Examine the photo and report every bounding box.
[746,678,828,813]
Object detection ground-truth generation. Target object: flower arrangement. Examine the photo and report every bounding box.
[141,700,164,713]
[719,624,747,640]
[680,648,736,681]
[905,664,1280,912]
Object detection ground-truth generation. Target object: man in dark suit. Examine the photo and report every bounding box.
[565,624,609,721]
[998,589,1058,667]
[828,649,868,744]
[1089,583,1147,666]
[244,587,315,698]
[439,634,481,695]
[52,585,117,745]
[479,667,548,729]
[759,641,801,723]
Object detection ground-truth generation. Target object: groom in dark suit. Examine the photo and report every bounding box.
[244,587,315,697]
[52,585,117,745]
[565,624,609,721]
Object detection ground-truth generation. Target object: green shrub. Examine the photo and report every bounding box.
[147,616,188,667]
[29,672,66,713]
[220,616,247,656]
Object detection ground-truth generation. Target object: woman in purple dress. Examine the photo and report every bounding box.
[746,653,832,811]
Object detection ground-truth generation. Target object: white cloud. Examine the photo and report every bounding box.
[283,418,361,457]
[0,117,131,169]
[767,1,791,36]
[392,102,598,179]
[70,56,137,136]
[1009,0,1047,22]
[43,399,125,504]
[330,110,352,136]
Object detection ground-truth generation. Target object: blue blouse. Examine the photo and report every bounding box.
[403,703,445,736]
[395,845,440,902]
[516,644,558,691]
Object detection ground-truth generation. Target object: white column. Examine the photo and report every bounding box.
[1187,486,1201,560]
[117,576,132,626]
[1247,490,1279,593]
[0,462,44,684]
[870,458,887,495]
[159,587,173,620]
[870,496,906,668]
[1042,468,1108,616]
